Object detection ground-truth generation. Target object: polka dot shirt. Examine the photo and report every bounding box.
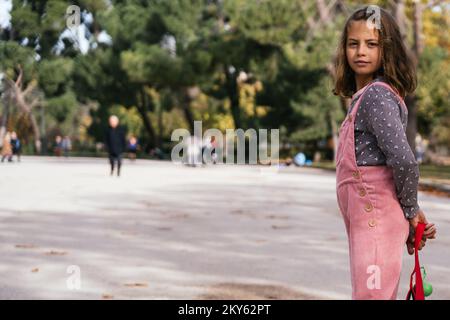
[348,82,420,219]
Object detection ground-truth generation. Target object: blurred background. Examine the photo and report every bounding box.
[0,0,448,168]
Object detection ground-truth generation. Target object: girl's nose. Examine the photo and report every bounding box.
[357,44,368,56]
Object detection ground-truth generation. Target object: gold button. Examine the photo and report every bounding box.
[352,171,360,179]
[348,114,353,121]
[368,219,377,227]
[364,203,374,212]
[358,188,367,197]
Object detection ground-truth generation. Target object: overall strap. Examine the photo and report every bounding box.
[369,81,408,115]
[349,81,380,117]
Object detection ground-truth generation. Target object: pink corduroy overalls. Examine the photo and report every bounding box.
[336,81,410,300]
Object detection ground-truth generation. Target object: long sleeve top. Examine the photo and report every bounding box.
[348,80,420,219]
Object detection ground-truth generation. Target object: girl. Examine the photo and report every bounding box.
[333,6,437,300]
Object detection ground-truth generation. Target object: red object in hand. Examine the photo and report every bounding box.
[406,222,426,300]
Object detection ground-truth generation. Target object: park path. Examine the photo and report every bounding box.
[0,157,448,299]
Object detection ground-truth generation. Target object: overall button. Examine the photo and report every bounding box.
[364,203,374,212]
[358,188,367,197]
[368,219,377,228]
[352,171,360,179]
[348,114,353,121]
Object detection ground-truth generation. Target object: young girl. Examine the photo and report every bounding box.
[1,132,13,162]
[333,6,437,300]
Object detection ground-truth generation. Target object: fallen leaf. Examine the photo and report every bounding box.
[102,294,114,299]
[31,268,39,273]
[44,250,67,256]
[156,227,172,231]
[168,214,189,219]
[120,231,138,236]
[15,244,37,249]
[271,225,291,230]
[124,282,148,288]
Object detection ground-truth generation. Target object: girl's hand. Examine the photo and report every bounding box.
[406,209,437,255]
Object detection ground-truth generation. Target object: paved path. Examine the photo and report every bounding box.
[0,157,448,299]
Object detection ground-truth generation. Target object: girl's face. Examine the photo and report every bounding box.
[346,20,382,77]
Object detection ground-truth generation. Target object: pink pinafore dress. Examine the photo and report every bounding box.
[336,81,410,300]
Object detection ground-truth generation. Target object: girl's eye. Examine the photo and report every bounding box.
[349,43,357,47]
[368,43,379,47]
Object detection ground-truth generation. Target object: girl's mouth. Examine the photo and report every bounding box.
[355,61,370,67]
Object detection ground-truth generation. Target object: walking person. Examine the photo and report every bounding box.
[127,135,139,161]
[62,136,72,158]
[333,6,436,299]
[10,131,21,162]
[1,132,13,162]
[54,135,63,157]
[105,115,126,177]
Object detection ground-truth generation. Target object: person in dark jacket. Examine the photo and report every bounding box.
[105,115,126,177]
[10,131,21,162]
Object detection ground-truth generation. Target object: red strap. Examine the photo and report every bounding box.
[408,222,426,300]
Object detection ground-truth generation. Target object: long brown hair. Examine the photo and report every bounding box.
[333,6,417,99]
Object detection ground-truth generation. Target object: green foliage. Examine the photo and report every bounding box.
[109,104,144,138]
[38,58,74,96]
[121,43,183,86]
[224,0,305,46]
[45,90,78,124]
[417,46,450,147]
[0,41,36,80]
[290,75,343,142]
[1,0,448,157]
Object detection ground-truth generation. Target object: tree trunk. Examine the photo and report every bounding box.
[0,88,11,147]
[224,65,241,129]
[329,111,338,163]
[40,106,47,154]
[181,88,195,134]
[136,89,157,151]
[316,0,330,23]
[157,100,163,149]
[392,0,425,153]
[14,98,42,153]
[393,0,408,41]
[413,1,425,57]
[28,111,42,153]
[4,74,42,153]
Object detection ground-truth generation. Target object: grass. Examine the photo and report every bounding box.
[419,164,450,181]
[310,161,450,181]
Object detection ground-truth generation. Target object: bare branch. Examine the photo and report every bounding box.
[29,98,40,109]
[4,77,15,88]
[388,0,396,7]
[303,0,338,46]
[299,1,315,29]
[326,0,338,17]
[317,0,337,23]
[22,80,38,98]
[335,0,350,16]
[15,64,23,89]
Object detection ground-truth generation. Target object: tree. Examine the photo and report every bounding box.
[0,0,92,153]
